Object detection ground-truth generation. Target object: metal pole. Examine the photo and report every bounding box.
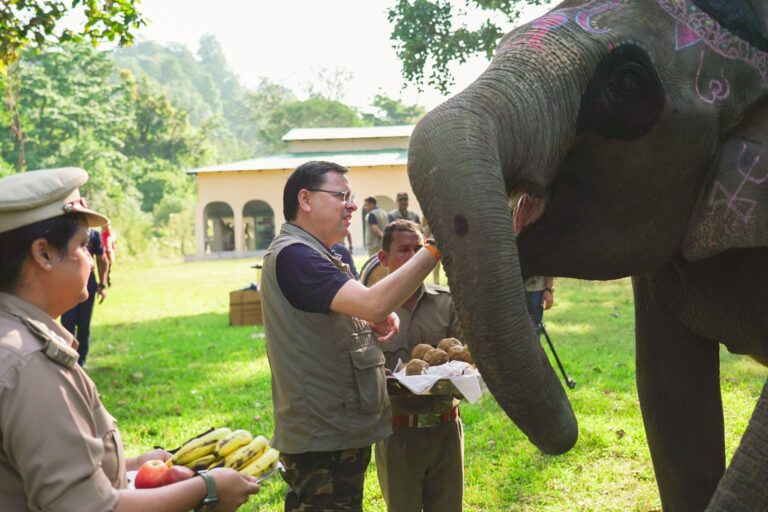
[540,323,576,389]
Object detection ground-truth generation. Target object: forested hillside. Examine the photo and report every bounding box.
[0,36,425,258]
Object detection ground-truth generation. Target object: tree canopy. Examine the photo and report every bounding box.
[388,0,547,93]
[0,0,145,64]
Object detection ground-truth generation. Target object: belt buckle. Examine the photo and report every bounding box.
[417,414,437,428]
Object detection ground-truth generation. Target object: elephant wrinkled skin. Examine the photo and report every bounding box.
[408,1,768,510]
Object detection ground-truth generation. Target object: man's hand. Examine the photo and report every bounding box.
[126,448,172,471]
[96,284,107,304]
[369,312,400,342]
[543,289,554,310]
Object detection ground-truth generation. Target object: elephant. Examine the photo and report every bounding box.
[407,0,768,510]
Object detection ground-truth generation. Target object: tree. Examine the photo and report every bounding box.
[362,94,426,126]
[388,0,546,94]
[0,0,145,170]
[259,96,366,153]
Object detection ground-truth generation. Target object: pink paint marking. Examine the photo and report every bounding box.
[695,50,730,104]
[675,20,701,49]
[575,0,623,34]
[709,142,768,223]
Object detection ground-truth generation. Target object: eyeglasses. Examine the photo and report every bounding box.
[307,188,356,204]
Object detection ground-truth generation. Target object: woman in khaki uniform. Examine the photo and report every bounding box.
[0,168,260,512]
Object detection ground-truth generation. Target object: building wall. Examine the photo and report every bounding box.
[193,163,422,257]
[287,136,409,153]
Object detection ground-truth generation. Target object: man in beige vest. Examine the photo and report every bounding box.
[261,161,441,511]
[363,196,390,256]
[374,220,464,512]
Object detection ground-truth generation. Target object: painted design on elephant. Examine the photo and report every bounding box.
[695,50,730,104]
[708,141,768,224]
[657,0,768,83]
[675,20,701,50]
[574,0,623,34]
[502,0,623,51]
[504,12,568,51]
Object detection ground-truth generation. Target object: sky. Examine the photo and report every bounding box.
[133,0,556,111]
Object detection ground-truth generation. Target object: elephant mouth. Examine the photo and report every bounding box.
[512,193,547,236]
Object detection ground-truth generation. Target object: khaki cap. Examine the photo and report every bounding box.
[0,167,109,234]
[396,192,408,200]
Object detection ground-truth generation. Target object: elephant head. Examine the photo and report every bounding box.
[409,0,768,507]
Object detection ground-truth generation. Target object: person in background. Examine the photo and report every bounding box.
[363,196,389,256]
[261,161,440,511]
[0,167,259,512]
[388,192,421,225]
[374,219,464,512]
[60,217,108,367]
[511,196,555,333]
[524,276,555,335]
[101,222,116,286]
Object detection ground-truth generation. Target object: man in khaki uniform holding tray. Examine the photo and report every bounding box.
[374,219,464,512]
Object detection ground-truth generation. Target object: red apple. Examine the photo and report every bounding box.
[134,459,169,489]
[163,464,196,486]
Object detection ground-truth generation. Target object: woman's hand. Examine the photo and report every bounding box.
[126,448,172,471]
[208,468,260,511]
[369,312,400,342]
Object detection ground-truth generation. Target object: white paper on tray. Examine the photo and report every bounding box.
[391,361,487,404]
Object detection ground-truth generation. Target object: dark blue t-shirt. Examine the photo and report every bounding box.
[276,243,352,314]
[331,243,358,280]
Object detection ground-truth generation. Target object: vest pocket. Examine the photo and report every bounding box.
[350,345,387,414]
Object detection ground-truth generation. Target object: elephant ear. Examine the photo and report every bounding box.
[683,102,768,260]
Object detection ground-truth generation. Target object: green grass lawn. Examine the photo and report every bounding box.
[87,258,765,511]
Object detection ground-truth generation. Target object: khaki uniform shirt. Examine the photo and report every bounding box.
[262,223,391,453]
[364,207,390,254]
[388,209,421,225]
[0,292,125,512]
[379,284,461,416]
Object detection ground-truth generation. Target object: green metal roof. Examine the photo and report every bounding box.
[187,148,408,175]
[282,125,414,141]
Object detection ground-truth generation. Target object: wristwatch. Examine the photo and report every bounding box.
[195,471,219,512]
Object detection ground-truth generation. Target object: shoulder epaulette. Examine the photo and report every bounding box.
[21,317,78,368]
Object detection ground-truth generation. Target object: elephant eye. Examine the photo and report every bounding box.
[577,43,665,141]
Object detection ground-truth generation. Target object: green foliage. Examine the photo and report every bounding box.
[90,264,764,511]
[362,94,426,126]
[259,96,368,153]
[388,0,546,93]
[0,0,145,64]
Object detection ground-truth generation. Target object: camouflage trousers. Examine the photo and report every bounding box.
[280,446,371,512]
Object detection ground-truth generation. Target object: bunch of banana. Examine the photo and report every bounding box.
[239,447,280,477]
[214,429,254,458]
[221,435,269,470]
[168,427,232,467]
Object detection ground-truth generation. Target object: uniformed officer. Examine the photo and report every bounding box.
[387,192,421,225]
[374,220,464,512]
[0,168,259,512]
[261,161,440,511]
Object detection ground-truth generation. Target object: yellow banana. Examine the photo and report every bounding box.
[223,435,269,470]
[239,447,280,477]
[183,453,221,471]
[170,428,232,466]
[213,429,253,458]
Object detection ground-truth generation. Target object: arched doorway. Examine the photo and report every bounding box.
[375,195,396,218]
[204,201,235,252]
[243,200,275,250]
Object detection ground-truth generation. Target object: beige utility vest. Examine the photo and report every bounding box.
[364,207,390,253]
[262,223,392,453]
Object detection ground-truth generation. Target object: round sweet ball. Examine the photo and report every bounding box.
[448,345,474,364]
[423,348,449,366]
[411,343,434,361]
[405,359,430,375]
[437,337,462,352]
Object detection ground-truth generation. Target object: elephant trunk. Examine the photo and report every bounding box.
[408,78,578,454]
